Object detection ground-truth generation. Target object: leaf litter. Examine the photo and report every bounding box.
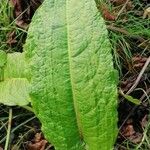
[26,133,49,150]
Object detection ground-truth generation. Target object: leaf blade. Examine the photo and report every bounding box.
[67,1,118,149]
[25,0,118,149]
[25,0,83,149]
[0,78,30,106]
[0,52,30,106]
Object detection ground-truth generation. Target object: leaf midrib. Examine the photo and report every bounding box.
[66,0,83,137]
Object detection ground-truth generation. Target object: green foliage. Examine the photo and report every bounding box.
[0,1,27,102]
[0,52,30,106]
[24,0,118,149]
[124,95,141,105]
[4,52,29,78]
[0,0,27,53]
[0,78,30,106]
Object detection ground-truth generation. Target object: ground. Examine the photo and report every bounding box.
[0,0,150,150]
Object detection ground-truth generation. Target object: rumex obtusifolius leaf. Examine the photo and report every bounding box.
[24,0,118,149]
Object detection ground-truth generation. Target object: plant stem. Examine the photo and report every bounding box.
[4,108,12,150]
[116,0,130,19]
[21,105,34,112]
[127,56,150,94]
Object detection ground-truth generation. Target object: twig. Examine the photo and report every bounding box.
[4,108,12,150]
[116,0,130,19]
[0,116,36,144]
[126,56,150,94]
[11,116,36,133]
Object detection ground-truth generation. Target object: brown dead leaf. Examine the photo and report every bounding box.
[98,4,116,21]
[121,124,143,144]
[121,124,135,137]
[26,133,48,150]
[10,0,29,29]
[132,55,147,70]
[27,140,47,150]
[10,0,43,29]
[120,75,137,92]
[110,0,133,8]
[6,31,17,46]
[110,0,126,6]
[16,20,29,30]
[132,55,147,63]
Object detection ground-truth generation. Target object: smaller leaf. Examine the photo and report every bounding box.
[124,94,141,105]
[0,78,30,106]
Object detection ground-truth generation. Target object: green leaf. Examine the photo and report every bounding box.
[0,52,30,106]
[4,52,28,79]
[0,78,30,106]
[124,95,141,105]
[24,0,118,149]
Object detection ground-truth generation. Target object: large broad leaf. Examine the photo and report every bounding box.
[24,0,118,149]
[0,52,30,106]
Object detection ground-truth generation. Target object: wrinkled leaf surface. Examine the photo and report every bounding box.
[0,52,30,106]
[25,0,118,149]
